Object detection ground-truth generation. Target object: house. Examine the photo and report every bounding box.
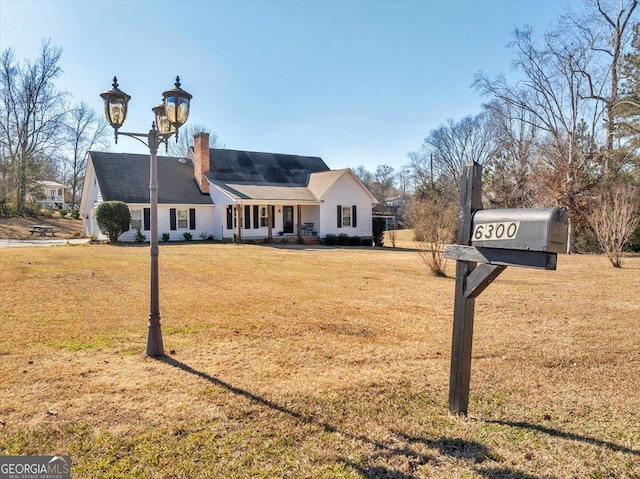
[37,181,71,210]
[80,133,377,242]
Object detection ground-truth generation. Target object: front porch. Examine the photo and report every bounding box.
[224,203,320,242]
[37,181,71,210]
[243,234,322,245]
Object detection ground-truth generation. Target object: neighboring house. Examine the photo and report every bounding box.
[80,133,377,242]
[373,195,408,230]
[37,181,71,210]
[384,195,408,214]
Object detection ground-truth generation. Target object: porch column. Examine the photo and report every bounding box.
[236,205,242,241]
[297,205,302,238]
[267,204,273,240]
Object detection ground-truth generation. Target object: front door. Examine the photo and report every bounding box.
[283,206,294,234]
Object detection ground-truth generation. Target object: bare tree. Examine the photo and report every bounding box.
[0,40,69,213]
[418,114,496,199]
[370,164,396,202]
[351,165,373,190]
[619,23,640,154]
[474,26,604,252]
[64,102,110,210]
[166,123,223,157]
[589,185,640,267]
[406,150,434,191]
[566,0,638,158]
[406,192,457,277]
[482,98,540,208]
[396,166,413,196]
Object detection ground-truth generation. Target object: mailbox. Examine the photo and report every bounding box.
[470,208,568,253]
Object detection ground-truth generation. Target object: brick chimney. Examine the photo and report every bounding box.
[193,132,210,193]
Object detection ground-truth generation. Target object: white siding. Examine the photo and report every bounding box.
[318,173,374,238]
[208,184,232,240]
[118,204,215,242]
[80,164,104,238]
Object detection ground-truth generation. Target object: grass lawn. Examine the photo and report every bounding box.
[0,235,639,478]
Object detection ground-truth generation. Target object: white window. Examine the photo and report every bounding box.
[130,209,142,229]
[342,206,351,227]
[260,206,268,227]
[177,209,188,229]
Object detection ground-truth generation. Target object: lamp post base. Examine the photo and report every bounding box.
[146,318,164,357]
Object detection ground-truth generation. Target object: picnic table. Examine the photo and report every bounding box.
[29,225,57,237]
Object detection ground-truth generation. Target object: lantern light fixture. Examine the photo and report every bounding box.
[162,76,193,128]
[99,75,193,357]
[152,101,175,136]
[100,77,131,132]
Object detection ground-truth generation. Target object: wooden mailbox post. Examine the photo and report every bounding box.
[444,161,568,416]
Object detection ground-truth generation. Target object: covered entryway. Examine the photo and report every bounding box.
[225,202,319,242]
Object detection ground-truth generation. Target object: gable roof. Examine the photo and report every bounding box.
[307,169,349,198]
[89,151,212,204]
[206,149,330,185]
[308,168,379,203]
[38,180,70,189]
[88,149,377,206]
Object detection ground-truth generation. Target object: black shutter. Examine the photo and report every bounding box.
[169,208,177,230]
[271,205,275,228]
[226,206,233,230]
[143,208,150,231]
[244,205,251,229]
[189,208,196,230]
[253,205,259,229]
[352,205,357,228]
[337,205,342,228]
[244,205,250,229]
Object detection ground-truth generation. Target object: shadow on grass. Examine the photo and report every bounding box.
[157,356,416,477]
[395,433,498,463]
[259,243,423,253]
[474,467,547,479]
[156,356,543,478]
[487,419,640,457]
[345,464,415,479]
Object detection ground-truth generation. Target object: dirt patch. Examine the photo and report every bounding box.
[0,216,84,239]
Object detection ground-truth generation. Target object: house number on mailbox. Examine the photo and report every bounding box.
[472,221,519,241]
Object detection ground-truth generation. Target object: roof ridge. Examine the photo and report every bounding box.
[209,147,324,159]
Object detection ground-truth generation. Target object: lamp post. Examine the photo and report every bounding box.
[100,76,192,357]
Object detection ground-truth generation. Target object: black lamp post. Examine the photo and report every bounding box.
[100,76,192,356]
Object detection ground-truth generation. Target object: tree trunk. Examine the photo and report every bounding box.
[17,152,27,213]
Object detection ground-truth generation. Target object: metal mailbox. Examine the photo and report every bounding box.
[470,207,568,253]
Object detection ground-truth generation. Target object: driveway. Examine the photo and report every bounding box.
[0,238,90,248]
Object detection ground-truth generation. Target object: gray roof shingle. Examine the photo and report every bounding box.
[90,148,332,205]
[207,149,330,184]
[89,151,212,204]
[211,181,321,202]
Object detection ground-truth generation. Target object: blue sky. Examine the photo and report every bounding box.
[0,0,583,172]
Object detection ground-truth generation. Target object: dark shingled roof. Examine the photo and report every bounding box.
[207,149,330,185]
[89,151,212,204]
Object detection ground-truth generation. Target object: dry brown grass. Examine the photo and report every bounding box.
[0,239,638,478]
[0,216,84,239]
